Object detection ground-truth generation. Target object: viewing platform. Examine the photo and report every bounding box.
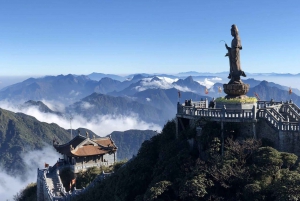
[176,99,300,132]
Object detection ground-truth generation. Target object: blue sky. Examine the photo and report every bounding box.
[0,0,300,76]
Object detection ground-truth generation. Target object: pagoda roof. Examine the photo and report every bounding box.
[53,135,117,157]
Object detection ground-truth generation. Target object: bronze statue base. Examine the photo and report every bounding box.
[223,83,249,99]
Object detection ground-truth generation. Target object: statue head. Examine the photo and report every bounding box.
[231,24,239,37]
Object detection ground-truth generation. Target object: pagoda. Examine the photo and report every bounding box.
[53,132,117,173]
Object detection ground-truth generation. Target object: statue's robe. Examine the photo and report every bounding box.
[227,36,245,83]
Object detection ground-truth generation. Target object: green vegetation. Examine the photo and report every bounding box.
[0,108,71,175]
[13,183,37,201]
[215,96,257,104]
[76,166,113,189]
[60,167,76,191]
[60,165,117,192]
[72,120,300,201]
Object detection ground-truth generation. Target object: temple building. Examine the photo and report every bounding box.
[53,132,117,173]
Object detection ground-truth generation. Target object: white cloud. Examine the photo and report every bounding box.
[211,77,222,81]
[146,98,151,102]
[0,146,60,201]
[41,99,66,113]
[134,76,193,92]
[136,77,172,91]
[157,76,179,83]
[173,85,194,92]
[80,101,94,109]
[69,90,80,96]
[197,78,215,89]
[0,99,163,200]
[0,100,161,137]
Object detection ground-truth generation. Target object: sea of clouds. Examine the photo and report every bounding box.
[0,146,59,201]
[0,99,162,200]
[0,100,161,137]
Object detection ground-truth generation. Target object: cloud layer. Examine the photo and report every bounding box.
[0,100,162,200]
[0,146,60,201]
[0,100,161,137]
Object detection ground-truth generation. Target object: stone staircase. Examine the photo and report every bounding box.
[257,101,300,131]
[37,164,112,201]
[45,170,63,197]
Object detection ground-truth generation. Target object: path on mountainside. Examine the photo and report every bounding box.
[45,170,63,197]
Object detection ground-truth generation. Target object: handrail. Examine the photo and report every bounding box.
[38,166,113,201]
[255,108,300,131]
[288,104,300,116]
[281,104,300,122]
[257,109,281,130]
[290,103,300,113]
[180,106,255,120]
[257,100,282,109]
[177,104,300,131]
[268,108,285,121]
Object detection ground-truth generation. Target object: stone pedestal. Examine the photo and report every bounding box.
[215,102,255,109]
[223,83,249,99]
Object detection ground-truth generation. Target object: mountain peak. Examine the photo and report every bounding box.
[184,76,194,83]
[132,74,145,80]
[151,76,161,82]
[260,80,269,86]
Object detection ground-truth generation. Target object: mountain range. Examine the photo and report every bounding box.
[0,107,71,176]
[1,73,299,128]
[0,107,157,176]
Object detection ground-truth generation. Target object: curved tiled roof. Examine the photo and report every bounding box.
[53,135,117,157]
[94,137,117,149]
[71,145,110,156]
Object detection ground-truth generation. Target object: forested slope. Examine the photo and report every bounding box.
[0,108,71,175]
[74,120,300,201]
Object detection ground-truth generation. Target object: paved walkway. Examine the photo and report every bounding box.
[45,170,63,197]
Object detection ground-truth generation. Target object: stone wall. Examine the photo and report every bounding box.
[37,167,112,201]
[253,120,300,156]
[103,152,116,164]
[256,120,279,148]
[278,131,300,156]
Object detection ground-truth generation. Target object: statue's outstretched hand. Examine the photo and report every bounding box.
[225,44,229,49]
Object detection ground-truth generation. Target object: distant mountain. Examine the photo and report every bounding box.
[176,71,228,78]
[125,73,151,79]
[0,74,147,104]
[21,100,63,116]
[0,107,71,175]
[108,130,157,161]
[248,81,300,105]
[132,88,212,119]
[67,127,98,139]
[0,104,158,181]
[3,72,300,109]
[109,75,211,98]
[0,74,98,104]
[87,72,125,81]
[243,78,262,88]
[119,74,148,91]
[95,77,122,94]
[67,93,167,125]
[133,88,175,116]
[110,76,173,96]
[267,82,300,96]
[174,76,206,94]
[0,76,35,91]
